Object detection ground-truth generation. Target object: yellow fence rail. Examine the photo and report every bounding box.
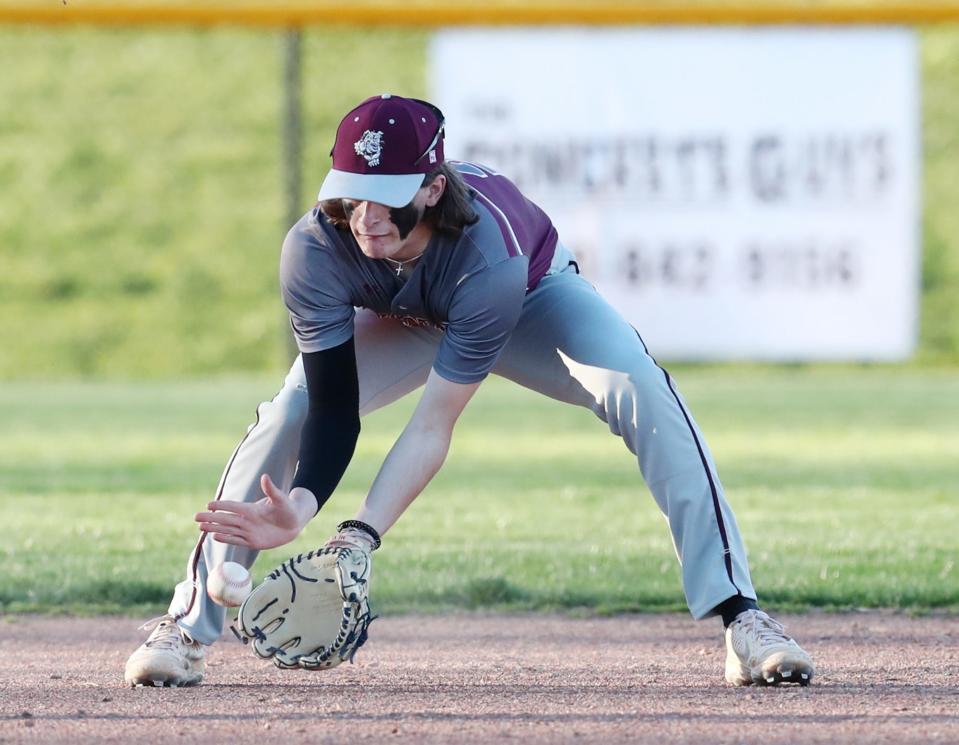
[3,2,959,27]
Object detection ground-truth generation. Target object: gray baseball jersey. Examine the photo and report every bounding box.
[280,161,559,384]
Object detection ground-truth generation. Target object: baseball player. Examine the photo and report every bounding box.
[125,94,814,688]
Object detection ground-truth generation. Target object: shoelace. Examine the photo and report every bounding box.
[137,613,172,632]
[137,615,189,651]
[737,611,791,646]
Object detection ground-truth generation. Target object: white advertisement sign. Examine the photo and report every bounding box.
[430,29,920,360]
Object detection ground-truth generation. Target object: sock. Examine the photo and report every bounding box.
[715,595,760,628]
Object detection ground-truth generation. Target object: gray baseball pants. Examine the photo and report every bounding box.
[169,266,756,644]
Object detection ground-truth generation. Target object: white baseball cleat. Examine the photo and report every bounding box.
[124,616,206,688]
[724,609,815,687]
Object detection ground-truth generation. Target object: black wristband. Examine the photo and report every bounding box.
[336,520,382,551]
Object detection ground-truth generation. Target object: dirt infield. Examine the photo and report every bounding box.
[1,612,957,744]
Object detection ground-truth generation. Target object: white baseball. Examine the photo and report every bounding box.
[206,561,253,607]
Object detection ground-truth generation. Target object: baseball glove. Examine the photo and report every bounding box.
[233,520,380,670]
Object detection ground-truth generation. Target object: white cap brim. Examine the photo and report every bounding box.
[317,169,425,209]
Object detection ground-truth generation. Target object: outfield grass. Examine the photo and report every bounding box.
[2,367,956,616]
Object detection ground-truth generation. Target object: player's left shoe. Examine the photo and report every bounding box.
[724,609,814,686]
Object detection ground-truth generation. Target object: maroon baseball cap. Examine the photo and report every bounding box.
[317,94,445,208]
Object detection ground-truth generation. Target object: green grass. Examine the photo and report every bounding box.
[1,25,959,376]
[2,368,957,616]
[0,26,429,377]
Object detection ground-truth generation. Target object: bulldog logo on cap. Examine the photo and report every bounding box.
[354,130,384,167]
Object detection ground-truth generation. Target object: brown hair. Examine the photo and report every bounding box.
[318,163,478,237]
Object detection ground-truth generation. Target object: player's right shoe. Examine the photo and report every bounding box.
[724,609,815,686]
[124,616,206,687]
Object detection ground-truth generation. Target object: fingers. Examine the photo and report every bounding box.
[203,499,257,516]
[200,474,285,519]
[197,519,247,538]
[196,508,251,545]
[196,519,244,537]
[197,513,254,547]
[261,473,284,502]
[195,509,250,547]
[195,510,245,528]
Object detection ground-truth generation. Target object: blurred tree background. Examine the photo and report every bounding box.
[1,19,957,378]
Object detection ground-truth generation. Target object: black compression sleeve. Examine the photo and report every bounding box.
[290,338,361,514]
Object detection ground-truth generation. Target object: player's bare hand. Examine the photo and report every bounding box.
[194,475,316,550]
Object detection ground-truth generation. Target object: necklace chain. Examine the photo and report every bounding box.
[383,250,426,276]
